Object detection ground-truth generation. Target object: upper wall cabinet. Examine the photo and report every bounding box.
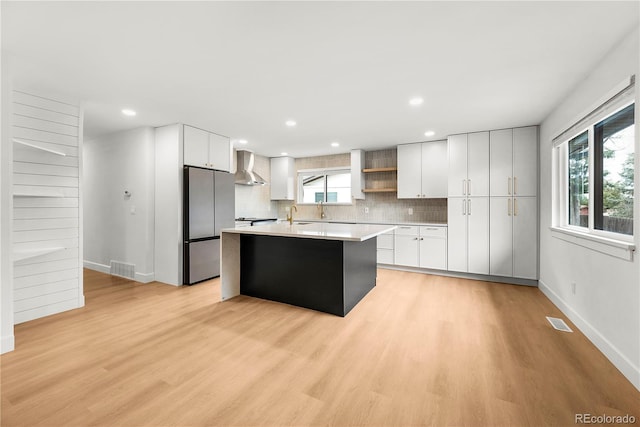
[183,125,231,172]
[448,132,489,197]
[489,126,537,197]
[270,156,295,200]
[397,140,447,199]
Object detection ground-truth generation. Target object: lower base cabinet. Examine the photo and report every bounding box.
[419,226,447,270]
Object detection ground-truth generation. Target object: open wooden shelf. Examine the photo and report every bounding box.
[362,167,397,173]
[362,188,397,193]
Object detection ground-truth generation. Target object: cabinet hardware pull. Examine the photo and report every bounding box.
[422,194,426,198]
[468,179,471,195]
[514,198,518,216]
[400,226,411,229]
[468,198,471,215]
[514,176,517,195]
[462,199,466,215]
[508,198,511,216]
[417,194,421,198]
[419,238,424,241]
[508,177,512,195]
[462,179,466,195]
[413,237,419,240]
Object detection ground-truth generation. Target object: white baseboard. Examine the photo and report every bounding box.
[539,279,640,391]
[83,260,155,284]
[1,334,15,354]
[83,260,110,274]
[135,272,155,283]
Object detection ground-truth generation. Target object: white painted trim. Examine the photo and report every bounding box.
[550,227,635,261]
[539,279,640,391]
[83,260,109,274]
[84,260,156,284]
[135,272,155,283]
[1,334,15,354]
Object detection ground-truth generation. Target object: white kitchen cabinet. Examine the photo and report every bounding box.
[447,197,489,274]
[448,132,489,197]
[421,140,448,198]
[183,125,209,167]
[490,196,537,279]
[376,230,394,264]
[397,143,422,198]
[398,140,447,198]
[209,132,231,172]
[419,226,447,270]
[490,126,537,197]
[183,125,231,172]
[270,156,295,200]
[394,226,419,267]
[351,150,366,200]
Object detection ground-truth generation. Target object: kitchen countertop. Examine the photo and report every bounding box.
[275,218,447,227]
[221,222,396,242]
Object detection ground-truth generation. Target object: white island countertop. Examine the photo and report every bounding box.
[221,222,396,242]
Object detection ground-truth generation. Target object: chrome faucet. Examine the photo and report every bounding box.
[317,201,326,219]
[286,204,298,225]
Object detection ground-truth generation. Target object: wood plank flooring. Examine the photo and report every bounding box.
[2,268,638,426]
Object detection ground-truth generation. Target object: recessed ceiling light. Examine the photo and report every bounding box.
[424,130,435,137]
[331,142,340,147]
[285,120,296,127]
[121,109,136,116]
[409,97,424,106]
[281,152,288,156]
[236,139,248,145]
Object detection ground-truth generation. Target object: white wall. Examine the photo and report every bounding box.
[539,27,639,390]
[83,127,155,282]
[1,51,15,353]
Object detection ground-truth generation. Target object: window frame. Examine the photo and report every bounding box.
[296,167,353,205]
[553,99,635,246]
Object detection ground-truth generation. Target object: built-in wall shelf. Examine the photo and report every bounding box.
[362,167,397,173]
[362,188,397,193]
[13,247,66,262]
[13,191,65,198]
[13,138,66,156]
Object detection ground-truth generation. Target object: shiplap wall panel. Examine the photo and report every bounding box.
[14,147,78,167]
[14,268,78,289]
[14,238,79,252]
[14,300,79,325]
[13,162,78,177]
[14,248,79,267]
[12,90,82,324]
[14,174,78,187]
[14,218,79,231]
[13,91,79,116]
[13,198,78,208]
[14,279,78,301]
[13,115,79,137]
[13,228,79,243]
[13,103,79,127]
[13,127,78,147]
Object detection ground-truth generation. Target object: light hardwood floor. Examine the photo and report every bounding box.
[2,269,638,426]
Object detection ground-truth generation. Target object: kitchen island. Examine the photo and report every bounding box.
[220,222,396,316]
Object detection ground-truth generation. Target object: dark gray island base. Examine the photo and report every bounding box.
[240,234,377,316]
[220,222,395,316]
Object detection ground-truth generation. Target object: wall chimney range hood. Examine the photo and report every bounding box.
[235,150,268,186]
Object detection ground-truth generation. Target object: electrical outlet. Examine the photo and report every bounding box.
[408,208,413,215]
[571,282,576,294]
[364,207,369,214]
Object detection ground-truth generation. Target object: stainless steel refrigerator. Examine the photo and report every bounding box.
[183,166,235,285]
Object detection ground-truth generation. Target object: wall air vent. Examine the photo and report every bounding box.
[110,260,135,280]
[546,316,573,332]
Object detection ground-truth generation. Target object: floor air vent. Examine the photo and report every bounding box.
[546,316,573,332]
[110,261,135,280]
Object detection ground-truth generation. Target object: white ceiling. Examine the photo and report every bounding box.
[2,1,638,158]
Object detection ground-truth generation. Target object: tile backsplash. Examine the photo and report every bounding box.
[234,148,447,224]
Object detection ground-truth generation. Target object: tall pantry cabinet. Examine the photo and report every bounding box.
[489,127,538,279]
[447,132,490,274]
